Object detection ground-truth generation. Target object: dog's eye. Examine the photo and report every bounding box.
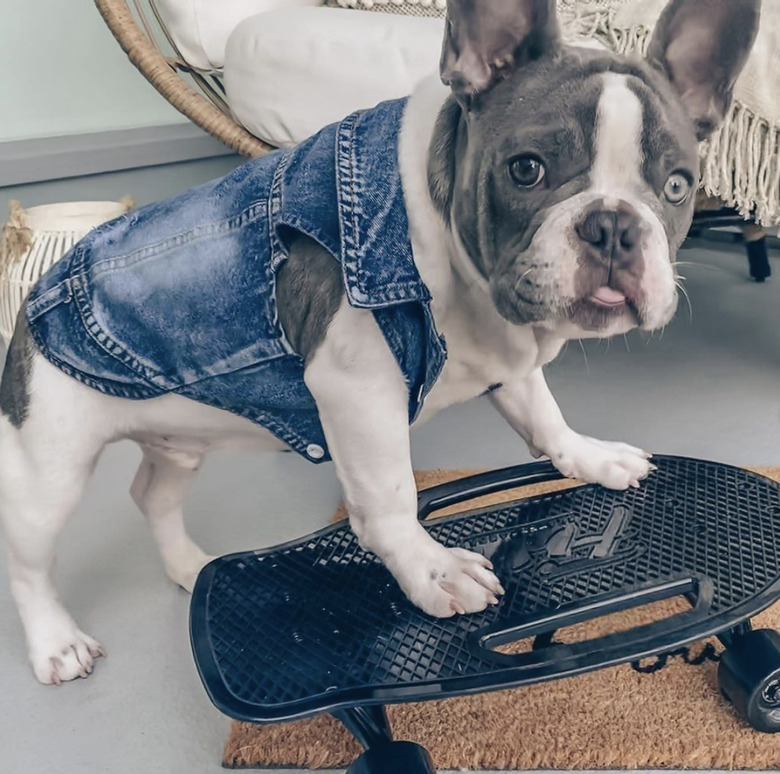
[509,155,546,188]
[664,172,692,205]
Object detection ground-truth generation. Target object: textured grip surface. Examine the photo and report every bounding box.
[191,456,780,723]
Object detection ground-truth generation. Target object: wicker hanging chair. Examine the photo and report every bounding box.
[94,0,272,158]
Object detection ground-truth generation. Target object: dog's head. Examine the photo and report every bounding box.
[429,0,760,336]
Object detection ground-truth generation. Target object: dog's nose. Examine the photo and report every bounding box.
[575,208,641,264]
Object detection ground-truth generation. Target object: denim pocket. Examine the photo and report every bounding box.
[72,201,290,392]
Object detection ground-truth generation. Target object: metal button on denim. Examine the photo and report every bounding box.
[306,444,325,460]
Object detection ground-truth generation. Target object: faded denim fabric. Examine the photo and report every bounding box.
[25,98,447,463]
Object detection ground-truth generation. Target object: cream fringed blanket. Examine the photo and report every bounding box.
[559,0,780,227]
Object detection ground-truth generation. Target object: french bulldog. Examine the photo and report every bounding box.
[0,0,759,684]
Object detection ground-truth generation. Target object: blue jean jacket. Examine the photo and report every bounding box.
[25,99,447,463]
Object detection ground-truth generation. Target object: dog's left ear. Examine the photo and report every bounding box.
[647,0,761,140]
[440,0,561,103]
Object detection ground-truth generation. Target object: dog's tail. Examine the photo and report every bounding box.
[0,311,34,433]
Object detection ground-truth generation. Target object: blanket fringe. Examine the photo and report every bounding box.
[559,3,780,227]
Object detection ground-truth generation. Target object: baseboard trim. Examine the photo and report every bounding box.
[0,124,237,188]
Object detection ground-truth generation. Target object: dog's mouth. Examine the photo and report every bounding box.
[567,285,640,331]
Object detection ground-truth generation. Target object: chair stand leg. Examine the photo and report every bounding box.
[743,225,771,283]
[346,741,437,774]
[335,707,437,773]
[334,705,393,749]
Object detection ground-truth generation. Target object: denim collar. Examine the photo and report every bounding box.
[272,98,431,310]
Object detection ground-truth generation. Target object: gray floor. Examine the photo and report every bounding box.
[0,241,777,774]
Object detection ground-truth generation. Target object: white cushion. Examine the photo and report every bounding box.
[224,7,444,147]
[155,0,323,72]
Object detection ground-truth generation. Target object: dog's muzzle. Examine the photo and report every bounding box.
[568,201,649,331]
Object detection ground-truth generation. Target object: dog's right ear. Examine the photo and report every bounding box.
[440,0,560,103]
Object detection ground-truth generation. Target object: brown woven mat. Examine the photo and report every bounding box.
[224,467,780,770]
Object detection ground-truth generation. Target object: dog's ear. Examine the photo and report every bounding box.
[440,0,560,103]
[646,0,761,140]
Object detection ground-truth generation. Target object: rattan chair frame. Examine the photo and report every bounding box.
[94,0,272,158]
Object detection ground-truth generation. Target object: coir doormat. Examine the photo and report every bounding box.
[223,467,780,770]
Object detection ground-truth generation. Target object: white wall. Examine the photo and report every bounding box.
[1,0,185,142]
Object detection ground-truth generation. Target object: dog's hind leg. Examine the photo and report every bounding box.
[1,349,107,684]
[130,447,213,593]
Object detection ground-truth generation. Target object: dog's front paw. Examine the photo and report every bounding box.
[388,539,505,618]
[548,433,654,490]
[27,613,105,685]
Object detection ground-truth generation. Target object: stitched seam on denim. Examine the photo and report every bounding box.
[360,286,431,308]
[268,151,290,270]
[87,202,268,277]
[167,348,292,390]
[337,112,361,300]
[71,273,153,378]
[336,107,430,309]
[175,386,329,462]
[374,312,412,389]
[411,304,447,424]
[267,151,300,357]
[259,416,328,461]
[68,201,286,391]
[274,212,341,264]
[25,278,72,321]
[70,248,170,388]
[27,322,161,400]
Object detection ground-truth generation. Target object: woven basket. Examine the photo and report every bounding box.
[0,201,132,343]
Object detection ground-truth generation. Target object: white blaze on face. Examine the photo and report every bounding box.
[587,71,677,331]
[591,72,645,199]
[522,74,650,311]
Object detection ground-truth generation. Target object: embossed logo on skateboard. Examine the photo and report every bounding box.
[489,505,647,581]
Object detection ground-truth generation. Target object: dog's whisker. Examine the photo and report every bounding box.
[577,339,590,372]
[675,280,693,322]
[671,260,729,276]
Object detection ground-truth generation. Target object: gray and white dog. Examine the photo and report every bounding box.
[0,0,759,684]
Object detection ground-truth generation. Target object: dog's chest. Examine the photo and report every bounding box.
[417,317,544,423]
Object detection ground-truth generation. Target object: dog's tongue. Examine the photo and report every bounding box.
[590,286,627,307]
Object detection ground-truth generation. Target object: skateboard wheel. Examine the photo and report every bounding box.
[347,741,436,774]
[718,629,780,733]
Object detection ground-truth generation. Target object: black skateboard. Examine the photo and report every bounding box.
[190,456,780,773]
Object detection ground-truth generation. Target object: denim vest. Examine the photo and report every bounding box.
[25,99,447,463]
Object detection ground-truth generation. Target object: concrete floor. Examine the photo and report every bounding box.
[0,240,777,774]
